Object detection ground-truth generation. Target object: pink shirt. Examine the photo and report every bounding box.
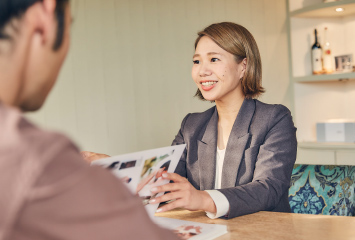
[0,103,177,240]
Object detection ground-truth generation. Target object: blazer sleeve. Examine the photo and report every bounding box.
[172,113,190,178]
[218,105,297,218]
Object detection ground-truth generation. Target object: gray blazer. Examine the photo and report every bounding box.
[172,99,297,218]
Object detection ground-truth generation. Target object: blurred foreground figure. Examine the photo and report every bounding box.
[0,0,177,239]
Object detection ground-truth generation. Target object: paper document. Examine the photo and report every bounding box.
[91,144,186,216]
[154,217,228,240]
[92,144,228,239]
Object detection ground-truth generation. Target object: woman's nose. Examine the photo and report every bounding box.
[199,63,212,77]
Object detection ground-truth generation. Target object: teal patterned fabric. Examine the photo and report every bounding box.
[288,165,355,216]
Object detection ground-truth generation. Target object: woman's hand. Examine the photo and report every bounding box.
[149,173,216,213]
[80,151,110,163]
[136,170,157,194]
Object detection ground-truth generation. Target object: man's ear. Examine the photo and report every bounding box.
[26,0,57,46]
[43,0,57,13]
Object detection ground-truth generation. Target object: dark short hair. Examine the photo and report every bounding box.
[0,0,69,50]
[194,22,265,100]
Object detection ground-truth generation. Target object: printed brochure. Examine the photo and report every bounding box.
[92,144,228,239]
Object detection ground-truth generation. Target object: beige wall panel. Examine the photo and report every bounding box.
[294,81,355,142]
[296,148,335,165]
[336,151,355,166]
[27,0,291,155]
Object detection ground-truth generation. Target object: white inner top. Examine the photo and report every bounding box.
[215,147,226,189]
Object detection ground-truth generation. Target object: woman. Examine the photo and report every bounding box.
[148,22,297,219]
[83,22,297,219]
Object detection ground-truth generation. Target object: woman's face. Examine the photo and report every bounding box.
[192,36,245,102]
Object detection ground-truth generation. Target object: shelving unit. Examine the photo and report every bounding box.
[290,0,355,18]
[287,0,355,165]
[299,142,355,150]
[293,71,355,83]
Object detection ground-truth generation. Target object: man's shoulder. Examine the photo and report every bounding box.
[0,104,79,165]
[0,104,87,231]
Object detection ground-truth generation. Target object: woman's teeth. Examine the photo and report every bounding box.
[201,81,217,86]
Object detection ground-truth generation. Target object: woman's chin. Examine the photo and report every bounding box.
[202,95,216,102]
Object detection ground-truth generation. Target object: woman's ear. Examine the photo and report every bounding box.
[239,58,247,79]
[242,58,247,71]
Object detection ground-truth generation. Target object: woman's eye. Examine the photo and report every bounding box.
[211,58,219,62]
[193,60,200,64]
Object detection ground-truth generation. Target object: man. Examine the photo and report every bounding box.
[0,0,178,239]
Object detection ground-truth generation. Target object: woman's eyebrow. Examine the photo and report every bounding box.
[207,52,222,56]
[193,52,222,58]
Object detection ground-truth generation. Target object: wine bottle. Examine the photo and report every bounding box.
[323,27,333,73]
[311,29,323,74]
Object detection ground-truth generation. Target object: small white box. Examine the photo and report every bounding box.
[317,119,355,143]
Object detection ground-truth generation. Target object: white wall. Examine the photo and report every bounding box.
[26,0,291,156]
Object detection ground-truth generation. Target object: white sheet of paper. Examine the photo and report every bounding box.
[91,144,186,217]
[153,217,228,240]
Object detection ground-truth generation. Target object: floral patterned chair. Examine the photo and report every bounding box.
[288,165,355,216]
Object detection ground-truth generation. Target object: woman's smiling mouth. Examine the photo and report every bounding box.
[200,81,218,91]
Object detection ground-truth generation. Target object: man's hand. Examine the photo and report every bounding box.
[80,151,110,163]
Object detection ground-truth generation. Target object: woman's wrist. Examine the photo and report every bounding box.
[200,190,217,213]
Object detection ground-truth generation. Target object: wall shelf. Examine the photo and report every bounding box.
[299,141,355,150]
[291,0,355,18]
[287,0,355,165]
[293,71,355,83]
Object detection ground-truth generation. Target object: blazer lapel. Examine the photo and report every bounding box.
[221,99,255,188]
[198,108,218,190]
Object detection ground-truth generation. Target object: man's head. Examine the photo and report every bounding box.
[0,0,71,111]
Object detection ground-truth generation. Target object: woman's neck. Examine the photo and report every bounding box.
[215,94,245,150]
[215,94,245,123]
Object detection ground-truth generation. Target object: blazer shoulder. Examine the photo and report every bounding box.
[180,106,216,132]
[188,106,215,120]
[254,100,292,118]
[254,100,294,130]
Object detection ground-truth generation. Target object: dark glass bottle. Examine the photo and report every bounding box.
[311,29,322,74]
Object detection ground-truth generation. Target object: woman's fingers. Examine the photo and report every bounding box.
[136,171,157,193]
[161,172,188,183]
[149,191,180,205]
[151,182,187,194]
[156,199,186,213]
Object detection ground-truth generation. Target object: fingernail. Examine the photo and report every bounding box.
[151,187,157,192]
[162,173,168,178]
[156,208,162,213]
[149,199,156,204]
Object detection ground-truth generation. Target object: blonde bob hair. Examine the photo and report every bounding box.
[194,22,265,100]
